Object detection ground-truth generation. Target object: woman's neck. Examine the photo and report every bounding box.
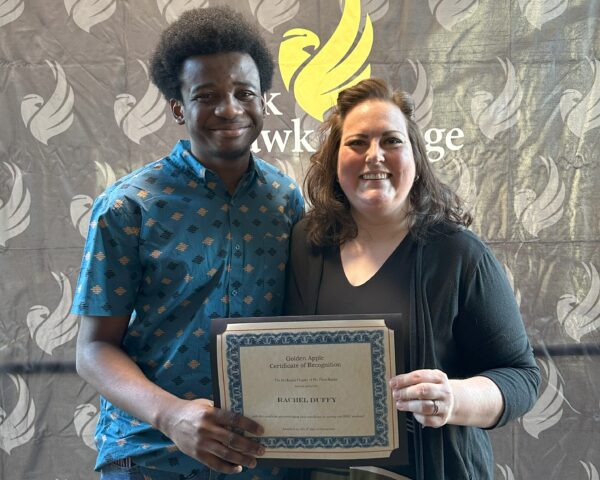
[350,210,409,245]
[340,210,409,286]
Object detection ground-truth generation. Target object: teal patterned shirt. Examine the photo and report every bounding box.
[72,140,304,479]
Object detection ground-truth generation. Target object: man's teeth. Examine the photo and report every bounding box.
[361,173,389,180]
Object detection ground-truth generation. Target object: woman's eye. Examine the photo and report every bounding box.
[386,137,404,145]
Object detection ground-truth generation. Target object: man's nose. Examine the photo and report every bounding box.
[215,95,243,118]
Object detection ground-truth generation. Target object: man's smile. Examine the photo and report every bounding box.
[209,124,252,137]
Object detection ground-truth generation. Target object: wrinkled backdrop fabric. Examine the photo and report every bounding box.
[0,0,599,479]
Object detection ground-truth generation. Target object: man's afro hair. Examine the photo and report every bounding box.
[149,6,274,100]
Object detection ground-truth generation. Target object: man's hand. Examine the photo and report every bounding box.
[158,398,266,473]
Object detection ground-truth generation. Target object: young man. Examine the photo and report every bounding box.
[73,7,304,479]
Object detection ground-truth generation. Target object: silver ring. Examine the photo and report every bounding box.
[226,431,235,448]
[431,399,439,416]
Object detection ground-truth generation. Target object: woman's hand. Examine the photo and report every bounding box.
[389,369,454,428]
[157,398,266,473]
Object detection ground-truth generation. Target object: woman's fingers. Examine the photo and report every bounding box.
[390,369,453,427]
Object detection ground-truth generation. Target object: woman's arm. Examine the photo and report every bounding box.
[390,369,503,428]
[391,238,540,429]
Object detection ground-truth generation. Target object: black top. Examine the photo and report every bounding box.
[285,218,541,480]
[316,238,415,479]
[317,237,412,318]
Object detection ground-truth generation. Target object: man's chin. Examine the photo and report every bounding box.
[216,147,252,162]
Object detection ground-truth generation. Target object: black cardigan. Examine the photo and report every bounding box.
[284,218,541,480]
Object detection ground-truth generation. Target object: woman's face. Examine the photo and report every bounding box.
[337,100,416,221]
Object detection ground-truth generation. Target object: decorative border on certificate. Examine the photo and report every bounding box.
[212,317,402,462]
[225,329,389,449]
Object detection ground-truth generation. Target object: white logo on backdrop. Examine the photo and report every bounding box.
[514,156,565,237]
[73,403,98,451]
[0,375,36,454]
[70,161,116,239]
[496,465,516,480]
[114,60,167,144]
[470,58,522,140]
[517,0,568,30]
[504,263,522,307]
[452,157,477,208]
[556,262,600,342]
[269,157,300,184]
[250,0,299,33]
[0,162,31,248]
[339,0,389,23]
[436,157,477,208]
[64,0,116,32]
[581,461,599,480]
[70,194,93,238]
[26,272,79,354]
[21,60,74,145]
[157,0,209,24]
[521,358,578,438]
[408,60,434,130]
[0,0,24,27]
[428,0,479,31]
[560,59,600,138]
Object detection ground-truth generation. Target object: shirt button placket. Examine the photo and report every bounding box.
[229,209,244,313]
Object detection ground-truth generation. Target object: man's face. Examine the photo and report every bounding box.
[172,52,264,168]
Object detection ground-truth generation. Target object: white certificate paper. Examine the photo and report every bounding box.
[214,318,399,461]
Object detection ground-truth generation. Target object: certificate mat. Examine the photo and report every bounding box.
[211,314,409,466]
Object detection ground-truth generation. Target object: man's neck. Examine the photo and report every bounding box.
[194,151,251,195]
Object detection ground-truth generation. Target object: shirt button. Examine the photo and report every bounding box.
[231,289,238,296]
[234,244,241,251]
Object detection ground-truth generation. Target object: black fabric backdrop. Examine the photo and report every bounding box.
[0,1,598,478]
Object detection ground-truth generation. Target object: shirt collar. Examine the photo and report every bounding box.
[171,140,266,185]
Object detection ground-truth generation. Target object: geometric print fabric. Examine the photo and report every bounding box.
[71,140,304,477]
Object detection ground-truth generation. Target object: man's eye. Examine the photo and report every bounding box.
[237,91,256,100]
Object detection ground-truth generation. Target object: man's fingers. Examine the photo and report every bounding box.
[225,430,236,448]
[205,435,261,469]
[220,428,266,457]
[196,448,244,474]
[215,408,264,436]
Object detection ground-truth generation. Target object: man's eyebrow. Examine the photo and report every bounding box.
[189,80,259,93]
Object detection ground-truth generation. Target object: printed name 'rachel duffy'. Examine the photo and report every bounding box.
[277,397,336,403]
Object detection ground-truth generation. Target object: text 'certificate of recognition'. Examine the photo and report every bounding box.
[215,319,398,460]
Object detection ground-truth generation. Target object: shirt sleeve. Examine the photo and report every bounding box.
[71,193,143,316]
[455,247,541,428]
[289,183,305,224]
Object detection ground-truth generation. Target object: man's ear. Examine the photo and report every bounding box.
[170,99,185,124]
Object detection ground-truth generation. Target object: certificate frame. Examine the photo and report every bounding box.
[209,313,410,468]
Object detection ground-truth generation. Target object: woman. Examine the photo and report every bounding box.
[284,78,540,479]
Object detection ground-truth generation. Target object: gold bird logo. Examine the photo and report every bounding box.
[279,0,373,121]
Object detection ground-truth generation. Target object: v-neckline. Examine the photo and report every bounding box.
[340,233,409,287]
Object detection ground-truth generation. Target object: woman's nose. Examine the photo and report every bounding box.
[365,141,384,163]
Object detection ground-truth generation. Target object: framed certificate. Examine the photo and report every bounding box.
[210,313,409,468]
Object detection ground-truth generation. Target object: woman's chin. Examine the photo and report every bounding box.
[350,197,405,219]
